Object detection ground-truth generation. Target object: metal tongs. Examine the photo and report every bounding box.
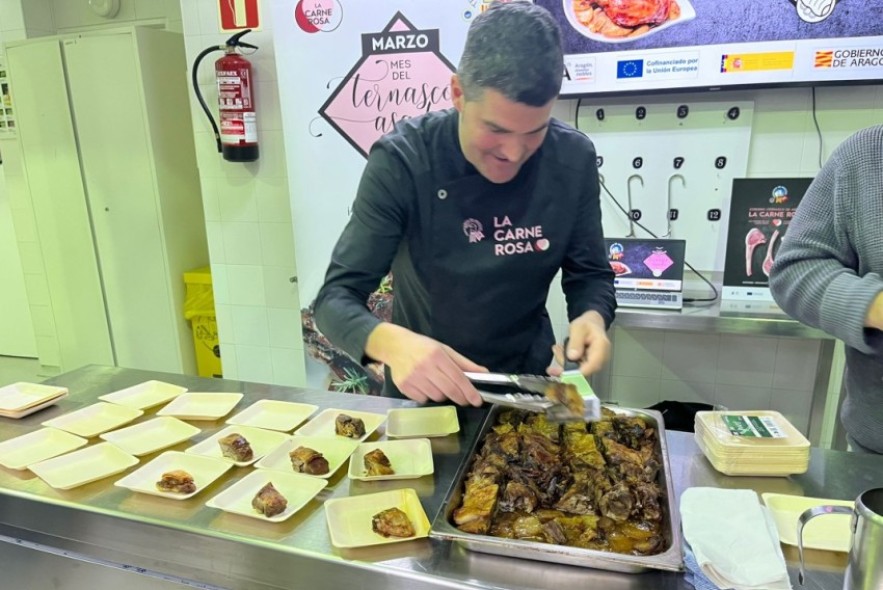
[464,370,600,423]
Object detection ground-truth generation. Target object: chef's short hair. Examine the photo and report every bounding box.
[458,1,563,107]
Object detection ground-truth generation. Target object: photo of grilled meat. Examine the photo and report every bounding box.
[218,432,254,462]
[335,414,365,438]
[363,448,395,476]
[571,0,683,40]
[155,469,196,494]
[252,482,288,517]
[597,0,671,27]
[289,446,330,475]
[453,409,666,556]
[372,507,415,538]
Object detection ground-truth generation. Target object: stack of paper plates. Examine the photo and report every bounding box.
[0,382,68,419]
[694,410,810,476]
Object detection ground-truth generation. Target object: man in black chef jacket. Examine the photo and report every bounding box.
[314,1,615,405]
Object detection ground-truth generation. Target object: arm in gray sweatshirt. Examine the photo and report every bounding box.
[769,125,883,356]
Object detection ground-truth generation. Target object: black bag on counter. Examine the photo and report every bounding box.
[645,400,713,433]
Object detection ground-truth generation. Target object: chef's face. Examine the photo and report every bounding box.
[451,75,554,184]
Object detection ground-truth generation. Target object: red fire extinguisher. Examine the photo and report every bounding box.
[192,30,259,162]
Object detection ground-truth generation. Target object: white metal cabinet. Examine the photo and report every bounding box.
[6,28,207,375]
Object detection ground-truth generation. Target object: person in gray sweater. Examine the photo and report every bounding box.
[770,125,883,453]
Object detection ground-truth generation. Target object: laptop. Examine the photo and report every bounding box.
[604,238,687,310]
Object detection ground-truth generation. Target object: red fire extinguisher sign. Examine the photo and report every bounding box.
[219,0,260,32]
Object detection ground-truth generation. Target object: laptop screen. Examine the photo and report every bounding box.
[603,238,687,292]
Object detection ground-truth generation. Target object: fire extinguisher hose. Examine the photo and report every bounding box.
[192,45,225,153]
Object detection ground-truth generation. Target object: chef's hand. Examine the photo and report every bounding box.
[365,323,486,406]
[865,292,883,330]
[547,311,611,377]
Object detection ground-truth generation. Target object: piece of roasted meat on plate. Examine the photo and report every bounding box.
[218,432,254,462]
[372,507,415,538]
[289,446,330,475]
[156,469,197,494]
[335,414,366,438]
[252,482,288,517]
[363,448,395,476]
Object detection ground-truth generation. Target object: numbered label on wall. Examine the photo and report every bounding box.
[578,99,754,272]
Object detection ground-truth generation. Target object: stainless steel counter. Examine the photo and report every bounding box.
[611,271,839,448]
[613,271,832,339]
[1,365,879,590]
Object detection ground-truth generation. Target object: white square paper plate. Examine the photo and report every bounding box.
[255,434,360,479]
[0,392,69,420]
[324,488,430,548]
[157,392,244,421]
[0,382,68,412]
[29,442,138,490]
[386,406,460,438]
[762,493,854,553]
[99,380,188,410]
[226,399,319,432]
[115,451,232,500]
[42,402,143,438]
[206,469,327,522]
[185,424,288,466]
[0,427,88,471]
[294,408,386,442]
[348,439,434,481]
[100,417,201,456]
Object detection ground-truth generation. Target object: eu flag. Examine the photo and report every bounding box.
[617,59,644,79]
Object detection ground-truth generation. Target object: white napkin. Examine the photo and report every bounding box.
[680,487,792,590]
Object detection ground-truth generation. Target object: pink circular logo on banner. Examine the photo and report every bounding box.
[536,239,550,251]
[295,0,342,34]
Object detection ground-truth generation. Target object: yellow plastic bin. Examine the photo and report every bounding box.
[183,266,222,378]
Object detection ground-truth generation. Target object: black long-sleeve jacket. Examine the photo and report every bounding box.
[315,109,615,396]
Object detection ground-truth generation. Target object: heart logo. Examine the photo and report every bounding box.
[536,238,550,251]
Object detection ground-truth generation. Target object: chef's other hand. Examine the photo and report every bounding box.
[547,311,611,377]
[366,323,486,407]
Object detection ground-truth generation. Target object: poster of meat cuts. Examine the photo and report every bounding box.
[721,177,813,301]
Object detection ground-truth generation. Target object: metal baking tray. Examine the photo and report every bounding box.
[430,406,684,573]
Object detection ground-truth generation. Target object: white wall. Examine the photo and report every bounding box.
[180,0,306,386]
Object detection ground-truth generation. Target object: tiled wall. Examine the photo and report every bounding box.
[180,0,306,386]
[550,85,883,436]
[0,0,56,367]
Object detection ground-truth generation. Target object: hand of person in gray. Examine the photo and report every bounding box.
[314,1,615,406]
[770,125,883,453]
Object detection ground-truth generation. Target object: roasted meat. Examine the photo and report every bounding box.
[218,433,254,462]
[545,382,584,418]
[156,469,196,494]
[453,409,667,556]
[252,482,288,517]
[335,414,365,438]
[554,478,595,514]
[363,448,395,476]
[596,0,672,27]
[289,446,329,475]
[500,481,539,513]
[598,482,635,522]
[372,507,415,538]
[453,479,499,534]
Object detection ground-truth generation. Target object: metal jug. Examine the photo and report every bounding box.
[798,488,883,590]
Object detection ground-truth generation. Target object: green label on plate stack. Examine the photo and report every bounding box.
[722,415,786,438]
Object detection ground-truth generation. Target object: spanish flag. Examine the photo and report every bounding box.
[814,51,834,68]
